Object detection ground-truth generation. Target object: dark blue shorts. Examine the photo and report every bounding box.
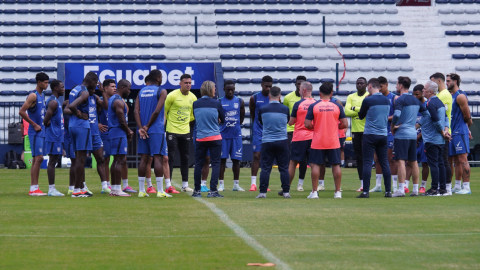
[29,135,45,157]
[290,140,311,162]
[449,134,470,156]
[110,136,127,156]
[70,127,92,152]
[387,135,394,149]
[339,137,346,150]
[309,148,341,165]
[138,133,168,156]
[417,141,428,163]
[221,138,243,160]
[91,134,104,152]
[393,139,416,161]
[102,137,110,157]
[46,141,63,155]
[252,134,262,153]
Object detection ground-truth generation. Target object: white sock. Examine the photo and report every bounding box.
[341,160,345,165]
[376,174,382,187]
[421,180,427,188]
[259,192,266,197]
[219,180,225,185]
[405,180,410,189]
[398,183,405,193]
[74,188,81,193]
[122,179,128,188]
[138,177,145,193]
[146,178,152,187]
[251,176,257,185]
[233,180,239,185]
[101,181,108,189]
[156,177,164,192]
[392,175,398,188]
[463,182,470,190]
[69,185,74,191]
[201,180,207,186]
[49,184,55,192]
[455,180,462,189]
[83,182,88,189]
[446,183,452,193]
[165,179,171,188]
[319,180,324,186]
[298,179,304,185]
[360,180,363,188]
[116,185,121,191]
[30,185,37,192]
[413,184,419,193]
[182,181,188,188]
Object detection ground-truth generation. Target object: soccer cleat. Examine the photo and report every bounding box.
[356,187,363,192]
[146,186,157,194]
[419,187,426,194]
[110,190,130,197]
[218,183,225,192]
[157,191,172,198]
[72,191,92,198]
[191,191,202,197]
[334,192,342,199]
[393,186,398,193]
[249,184,257,191]
[122,186,137,193]
[369,186,382,193]
[278,190,284,196]
[267,188,271,191]
[422,189,438,196]
[404,187,410,193]
[182,186,194,192]
[317,185,325,191]
[207,191,224,198]
[409,191,419,197]
[438,189,450,196]
[297,184,304,191]
[283,193,291,199]
[232,184,245,191]
[255,193,267,199]
[29,189,47,196]
[200,185,210,193]
[356,192,370,198]
[384,192,392,198]
[101,187,111,194]
[392,190,406,197]
[456,189,471,195]
[451,186,462,193]
[307,192,319,199]
[165,186,180,194]
[48,189,65,196]
[138,192,149,198]
[67,190,74,195]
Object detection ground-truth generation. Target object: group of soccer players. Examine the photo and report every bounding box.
[20,70,472,198]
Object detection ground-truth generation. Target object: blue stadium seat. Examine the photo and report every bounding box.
[0,67,14,72]
[449,42,462,47]
[84,55,97,60]
[56,55,69,60]
[381,42,394,47]
[473,31,480,35]
[351,31,365,36]
[354,43,368,48]
[111,55,124,60]
[237,79,251,84]
[0,91,14,96]
[1,55,15,60]
[43,67,56,72]
[70,55,83,60]
[97,55,111,60]
[277,66,290,72]
[343,54,356,59]
[273,43,286,48]
[218,31,231,36]
[397,54,410,59]
[258,31,270,36]
[340,43,354,48]
[383,54,396,59]
[125,55,138,60]
[275,54,288,59]
[247,54,261,59]
[338,31,351,36]
[246,43,259,48]
[367,42,381,47]
[262,66,276,71]
[238,91,253,96]
[394,42,407,47]
[320,78,334,83]
[251,78,263,83]
[233,67,248,72]
[289,54,302,59]
[290,66,304,72]
[1,78,15,84]
[216,21,229,25]
[307,79,321,84]
[15,78,30,84]
[304,66,318,72]
[138,43,151,48]
[248,67,262,72]
[261,54,274,59]
[391,31,404,36]
[233,43,246,48]
[459,30,472,35]
[1,43,14,48]
[233,54,247,59]
[151,43,165,48]
[279,78,293,83]
[370,54,383,59]
[15,90,30,96]
[43,55,56,60]
[463,42,475,47]
[220,54,234,59]
[71,43,83,48]
[16,56,29,60]
[356,54,370,59]
[230,21,243,25]
[466,54,479,59]
[29,55,42,60]
[14,67,28,72]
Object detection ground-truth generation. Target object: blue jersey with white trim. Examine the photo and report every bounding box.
[219,95,242,139]
[45,96,64,143]
[27,90,46,137]
[89,95,100,136]
[68,85,90,129]
[108,94,127,138]
[451,90,470,135]
[139,85,165,134]
[252,92,270,137]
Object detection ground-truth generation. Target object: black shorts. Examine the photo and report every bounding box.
[393,139,417,161]
[290,140,311,162]
[339,137,346,150]
[309,148,341,165]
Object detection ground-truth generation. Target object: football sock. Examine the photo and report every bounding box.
[146,178,152,187]
[74,188,81,193]
[234,180,239,185]
[69,186,74,191]
[398,183,405,193]
[49,184,55,192]
[156,177,164,192]
[122,179,128,188]
[421,180,427,188]
[376,174,382,187]
[360,180,363,188]
[455,180,462,189]
[201,180,207,186]
[138,177,145,193]
[341,160,345,166]
[182,181,188,188]
[101,181,108,189]
[83,182,88,190]
[405,180,409,189]
[251,176,257,185]
[298,179,304,185]
[392,175,398,188]
[30,185,37,192]
[165,179,172,188]
[446,183,452,193]
[413,184,419,193]
[463,182,470,190]
[319,180,324,186]
[219,180,225,185]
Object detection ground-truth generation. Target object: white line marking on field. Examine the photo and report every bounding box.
[172,181,292,270]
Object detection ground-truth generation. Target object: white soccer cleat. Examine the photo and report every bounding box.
[317,185,325,191]
[181,186,194,192]
[297,184,304,191]
[218,183,225,192]
[369,186,382,193]
[232,184,245,191]
[392,190,405,197]
[307,192,319,199]
[334,191,342,199]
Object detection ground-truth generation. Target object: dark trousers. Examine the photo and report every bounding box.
[362,134,391,192]
[443,140,452,183]
[167,132,190,182]
[352,132,364,181]
[288,132,307,179]
[194,139,222,192]
[260,140,290,193]
[425,143,447,190]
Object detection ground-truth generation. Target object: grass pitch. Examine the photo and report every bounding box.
[1,167,479,269]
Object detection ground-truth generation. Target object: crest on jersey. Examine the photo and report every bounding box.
[234,103,239,109]
[39,148,43,153]
[57,147,61,152]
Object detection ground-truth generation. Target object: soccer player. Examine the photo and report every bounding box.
[43,79,65,196]
[219,80,246,192]
[356,78,392,198]
[165,74,197,192]
[191,81,225,198]
[62,100,77,195]
[345,77,369,192]
[255,86,290,199]
[68,72,98,198]
[285,81,316,196]
[305,82,347,199]
[97,79,117,191]
[416,81,450,196]
[430,73,453,190]
[135,74,171,198]
[447,73,472,195]
[391,76,429,197]
[108,79,132,196]
[19,72,49,196]
[284,76,308,191]
[249,76,273,191]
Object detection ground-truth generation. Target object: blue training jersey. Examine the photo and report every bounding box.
[252,92,270,137]
[89,95,100,136]
[219,95,242,139]
[68,85,90,129]
[139,85,165,134]
[27,90,46,137]
[108,94,127,138]
[451,90,469,135]
[193,96,225,140]
[419,96,449,145]
[392,93,429,140]
[98,96,109,140]
[358,93,390,136]
[258,101,289,143]
[45,96,64,143]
